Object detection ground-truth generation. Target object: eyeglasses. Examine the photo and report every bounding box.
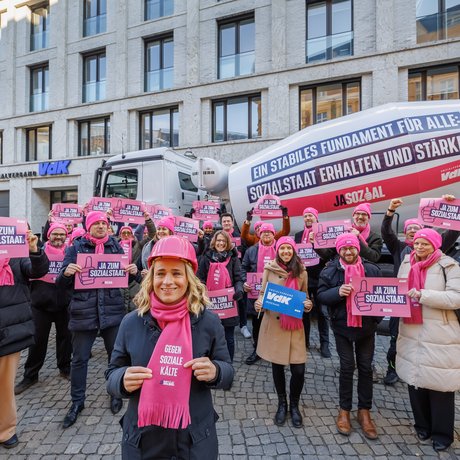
[354,212,368,218]
[406,225,421,232]
[51,233,66,238]
[121,231,132,235]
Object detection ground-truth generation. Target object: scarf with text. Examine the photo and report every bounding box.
[207,253,232,290]
[342,256,365,327]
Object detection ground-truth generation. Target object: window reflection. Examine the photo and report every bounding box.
[408,65,459,101]
[145,36,174,92]
[140,107,179,148]
[416,0,460,43]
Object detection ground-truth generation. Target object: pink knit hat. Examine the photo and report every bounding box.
[119,226,133,235]
[404,218,422,233]
[47,223,68,239]
[202,221,214,230]
[276,236,297,252]
[157,216,175,234]
[70,227,85,243]
[259,223,275,235]
[353,203,372,219]
[302,207,319,220]
[413,228,442,250]
[86,211,109,230]
[335,233,360,252]
[254,221,264,231]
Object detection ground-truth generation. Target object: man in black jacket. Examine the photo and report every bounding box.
[57,211,140,429]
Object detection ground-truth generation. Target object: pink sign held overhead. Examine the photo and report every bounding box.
[119,239,132,263]
[207,287,239,319]
[34,253,65,284]
[51,203,83,224]
[418,198,460,231]
[350,277,411,318]
[297,243,320,267]
[192,200,220,222]
[111,199,145,224]
[0,217,29,258]
[75,253,129,289]
[246,272,263,299]
[174,216,199,242]
[143,204,174,225]
[253,194,283,219]
[312,219,352,248]
[87,197,116,213]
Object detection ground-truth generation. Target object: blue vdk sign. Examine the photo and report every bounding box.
[262,282,306,319]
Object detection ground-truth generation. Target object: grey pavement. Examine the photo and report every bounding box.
[3,322,460,459]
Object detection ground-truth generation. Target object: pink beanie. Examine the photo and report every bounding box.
[404,218,422,233]
[70,227,86,243]
[254,221,264,231]
[302,207,319,220]
[259,223,275,235]
[47,223,68,239]
[85,211,109,231]
[353,203,372,219]
[157,216,175,234]
[413,228,442,250]
[202,221,214,230]
[336,233,361,252]
[119,226,133,234]
[276,236,297,252]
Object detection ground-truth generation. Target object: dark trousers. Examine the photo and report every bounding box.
[302,288,329,347]
[237,294,247,328]
[334,332,375,411]
[70,326,119,405]
[408,385,455,446]
[224,326,235,362]
[386,316,399,369]
[272,362,305,402]
[250,313,263,349]
[24,307,72,380]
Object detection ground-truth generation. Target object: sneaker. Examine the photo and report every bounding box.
[240,325,252,339]
[383,368,398,385]
[14,377,38,395]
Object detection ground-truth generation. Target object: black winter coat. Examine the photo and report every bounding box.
[317,257,382,341]
[105,308,234,460]
[0,251,49,357]
[56,236,139,332]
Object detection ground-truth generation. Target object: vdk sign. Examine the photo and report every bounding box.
[38,160,71,176]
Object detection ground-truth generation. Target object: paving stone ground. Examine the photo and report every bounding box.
[3,321,460,459]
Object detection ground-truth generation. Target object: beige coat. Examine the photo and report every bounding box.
[396,253,460,392]
[256,260,308,365]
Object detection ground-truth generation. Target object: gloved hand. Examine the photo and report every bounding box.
[246,208,254,222]
[233,290,244,302]
[280,205,288,217]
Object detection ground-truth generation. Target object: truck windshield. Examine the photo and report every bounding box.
[103,169,138,199]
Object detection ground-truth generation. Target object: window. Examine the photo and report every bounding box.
[408,65,459,101]
[178,172,198,192]
[30,3,49,51]
[140,107,179,148]
[416,0,460,43]
[218,15,255,79]
[83,51,106,102]
[213,94,261,142]
[83,0,106,37]
[30,64,49,112]
[26,125,51,161]
[306,0,353,63]
[78,117,110,156]
[145,35,174,92]
[145,0,173,21]
[104,169,138,200]
[300,80,360,129]
[50,190,78,205]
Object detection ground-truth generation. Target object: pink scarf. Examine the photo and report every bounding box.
[343,256,365,327]
[301,226,312,244]
[257,242,276,272]
[44,241,66,256]
[404,249,442,325]
[84,233,109,254]
[0,259,14,286]
[352,224,370,246]
[404,239,414,248]
[207,258,231,290]
[279,275,304,330]
[138,295,193,429]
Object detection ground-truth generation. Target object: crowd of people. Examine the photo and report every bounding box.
[1,195,459,457]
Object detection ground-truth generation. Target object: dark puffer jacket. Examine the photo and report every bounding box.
[0,251,49,357]
[317,257,382,341]
[56,236,139,332]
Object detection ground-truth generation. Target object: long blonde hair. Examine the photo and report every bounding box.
[134,259,210,316]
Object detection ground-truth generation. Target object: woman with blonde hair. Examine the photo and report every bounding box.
[106,236,233,459]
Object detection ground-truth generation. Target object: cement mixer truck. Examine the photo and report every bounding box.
[191,100,460,234]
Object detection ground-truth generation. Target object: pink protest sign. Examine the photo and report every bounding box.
[297,243,320,267]
[119,239,132,263]
[111,199,145,224]
[207,287,239,319]
[418,198,460,231]
[174,216,199,242]
[192,200,220,222]
[312,219,351,248]
[350,277,411,318]
[87,197,116,213]
[0,217,28,258]
[51,203,83,224]
[247,272,263,299]
[75,253,129,289]
[144,204,173,225]
[34,252,64,284]
[253,194,283,219]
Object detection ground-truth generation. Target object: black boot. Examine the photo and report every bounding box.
[274,394,287,426]
[290,397,303,428]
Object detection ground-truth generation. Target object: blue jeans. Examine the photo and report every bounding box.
[70,326,119,405]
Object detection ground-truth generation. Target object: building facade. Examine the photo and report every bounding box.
[0,0,459,231]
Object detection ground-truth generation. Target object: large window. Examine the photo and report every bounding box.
[408,65,459,101]
[26,126,51,161]
[104,170,138,200]
[218,15,255,79]
[306,0,353,63]
[78,117,110,156]
[300,80,360,129]
[140,107,179,148]
[416,0,460,43]
[30,64,49,112]
[83,51,106,103]
[30,3,49,51]
[50,190,78,205]
[145,0,173,21]
[213,94,261,142]
[145,35,174,92]
[83,0,106,37]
